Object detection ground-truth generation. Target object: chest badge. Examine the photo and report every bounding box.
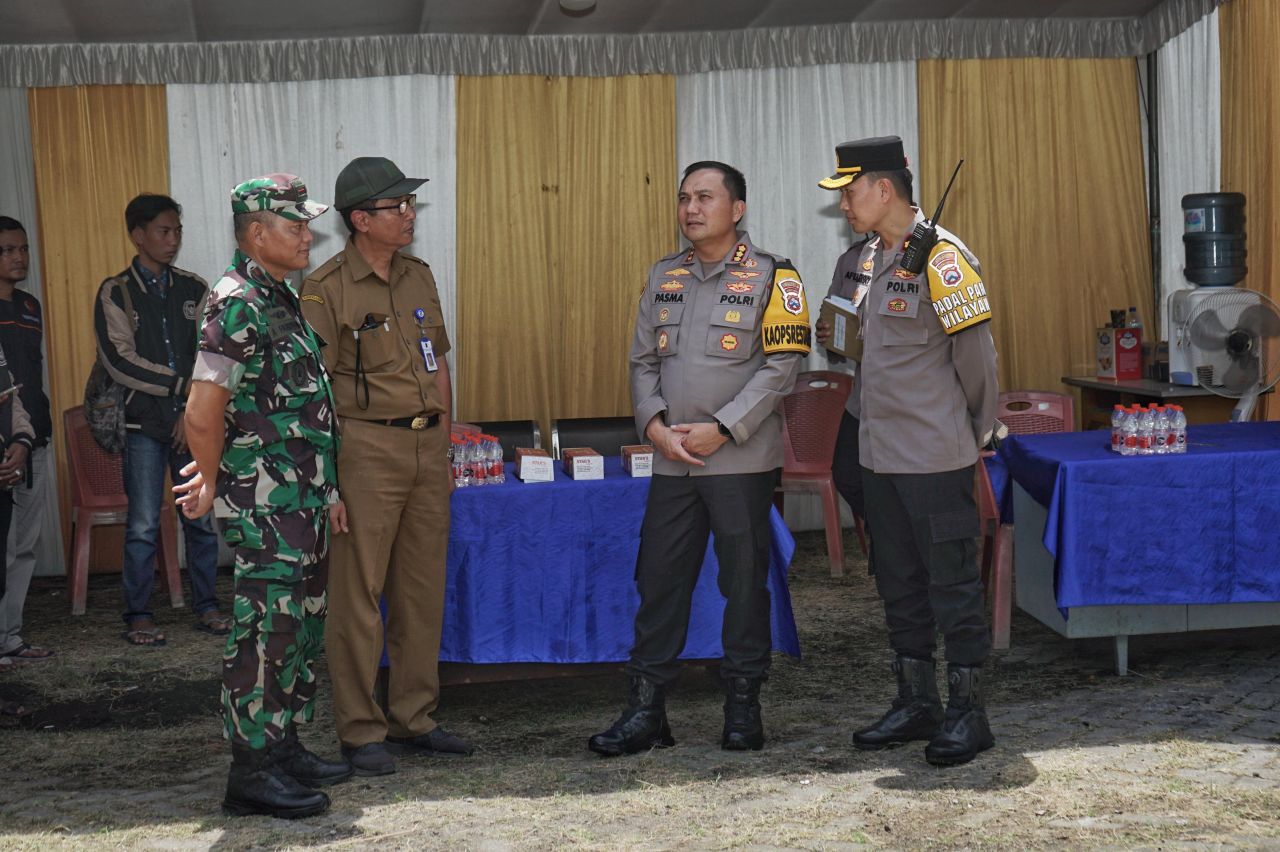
[892,267,916,280]
[887,298,909,313]
[659,281,684,292]
[665,267,691,277]
[720,333,739,352]
[724,310,741,323]
[657,330,670,352]
[725,282,754,294]
[658,308,670,322]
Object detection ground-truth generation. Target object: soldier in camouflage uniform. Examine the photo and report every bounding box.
[176,174,352,819]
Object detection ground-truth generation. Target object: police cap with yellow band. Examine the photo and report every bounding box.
[818,136,908,190]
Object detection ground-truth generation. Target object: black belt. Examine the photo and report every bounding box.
[379,414,440,431]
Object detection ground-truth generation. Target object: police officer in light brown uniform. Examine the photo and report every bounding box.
[818,137,998,766]
[300,157,471,776]
[588,161,811,757]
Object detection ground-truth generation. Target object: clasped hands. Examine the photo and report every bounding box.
[645,416,729,467]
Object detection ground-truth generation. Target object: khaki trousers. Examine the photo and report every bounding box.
[328,416,451,747]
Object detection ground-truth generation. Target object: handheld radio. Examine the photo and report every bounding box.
[898,159,965,275]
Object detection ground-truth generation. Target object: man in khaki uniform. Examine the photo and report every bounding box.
[301,157,470,776]
[818,136,999,767]
[588,161,811,757]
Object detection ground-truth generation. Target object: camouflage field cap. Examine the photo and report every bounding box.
[334,157,427,211]
[230,173,329,220]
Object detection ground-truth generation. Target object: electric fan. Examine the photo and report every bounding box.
[1178,288,1280,421]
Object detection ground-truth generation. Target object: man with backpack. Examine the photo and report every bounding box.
[92,194,225,645]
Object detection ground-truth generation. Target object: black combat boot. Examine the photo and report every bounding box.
[925,664,995,766]
[721,676,765,751]
[587,675,676,756]
[273,726,354,787]
[222,744,330,818]
[852,655,944,750]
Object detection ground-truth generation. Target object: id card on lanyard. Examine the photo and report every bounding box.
[414,308,439,372]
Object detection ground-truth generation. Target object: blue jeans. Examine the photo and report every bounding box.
[122,431,220,625]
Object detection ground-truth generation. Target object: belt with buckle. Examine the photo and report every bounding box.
[380,413,440,431]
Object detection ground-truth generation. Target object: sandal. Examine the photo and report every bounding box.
[193,611,231,636]
[3,642,54,662]
[122,625,167,647]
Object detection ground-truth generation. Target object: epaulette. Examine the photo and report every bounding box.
[401,252,430,268]
[306,252,345,283]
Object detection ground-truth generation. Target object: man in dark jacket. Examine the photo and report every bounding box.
[93,194,225,645]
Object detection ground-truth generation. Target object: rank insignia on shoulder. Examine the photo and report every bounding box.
[665,267,691,276]
[683,249,696,264]
[301,294,325,304]
[731,243,748,264]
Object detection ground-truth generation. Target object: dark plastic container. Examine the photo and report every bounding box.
[1182,192,1246,286]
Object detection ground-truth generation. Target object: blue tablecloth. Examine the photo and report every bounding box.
[436,457,800,664]
[997,422,1280,608]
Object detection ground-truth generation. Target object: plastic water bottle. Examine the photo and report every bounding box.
[1120,407,1139,456]
[1153,406,1170,455]
[1110,404,1126,453]
[1137,406,1155,455]
[1171,405,1188,454]
[485,435,506,485]
[451,437,467,487]
[470,436,487,486]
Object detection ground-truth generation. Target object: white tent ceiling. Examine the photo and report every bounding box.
[3,0,1174,43]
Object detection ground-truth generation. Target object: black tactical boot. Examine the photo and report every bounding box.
[587,675,676,756]
[925,664,995,766]
[721,676,765,751]
[273,726,354,787]
[222,745,330,818]
[852,656,944,750]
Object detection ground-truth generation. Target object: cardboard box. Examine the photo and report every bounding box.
[818,296,862,361]
[515,447,553,482]
[1096,327,1142,380]
[561,447,604,480]
[621,444,654,477]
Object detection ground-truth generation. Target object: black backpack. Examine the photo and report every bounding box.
[83,280,134,454]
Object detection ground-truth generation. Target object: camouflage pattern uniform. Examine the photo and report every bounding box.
[191,241,338,750]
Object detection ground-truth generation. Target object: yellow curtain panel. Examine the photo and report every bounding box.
[28,84,170,564]
[1221,0,1280,420]
[917,58,1152,402]
[455,74,676,440]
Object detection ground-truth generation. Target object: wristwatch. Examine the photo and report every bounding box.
[716,420,732,438]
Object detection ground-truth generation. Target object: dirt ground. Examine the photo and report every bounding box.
[2,529,1280,850]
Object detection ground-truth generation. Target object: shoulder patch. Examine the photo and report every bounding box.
[926,241,990,334]
[762,261,811,355]
[301,294,325,304]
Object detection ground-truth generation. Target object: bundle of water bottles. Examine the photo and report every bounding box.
[449,434,507,486]
[1109,403,1188,456]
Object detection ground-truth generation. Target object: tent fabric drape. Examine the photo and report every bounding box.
[0,88,63,576]
[454,74,675,439]
[1220,0,1280,420]
[165,74,458,382]
[28,85,170,562]
[0,0,1226,88]
[1156,9,1220,340]
[917,58,1152,400]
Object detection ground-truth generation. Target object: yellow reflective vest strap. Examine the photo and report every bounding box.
[926,241,991,335]
[761,261,812,355]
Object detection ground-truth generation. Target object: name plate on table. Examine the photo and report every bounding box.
[621,444,654,477]
[562,447,604,480]
[515,447,554,482]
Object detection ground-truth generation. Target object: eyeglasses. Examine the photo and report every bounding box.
[358,195,416,216]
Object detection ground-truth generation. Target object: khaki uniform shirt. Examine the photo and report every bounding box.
[300,239,451,422]
[856,211,999,474]
[824,241,871,419]
[631,232,811,477]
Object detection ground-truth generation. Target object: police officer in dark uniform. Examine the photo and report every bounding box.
[818,137,998,766]
[588,161,811,756]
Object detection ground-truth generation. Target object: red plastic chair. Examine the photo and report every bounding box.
[997,391,1075,435]
[976,452,1012,650]
[776,370,862,578]
[63,406,183,615]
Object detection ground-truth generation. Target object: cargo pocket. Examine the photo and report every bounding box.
[926,508,981,585]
